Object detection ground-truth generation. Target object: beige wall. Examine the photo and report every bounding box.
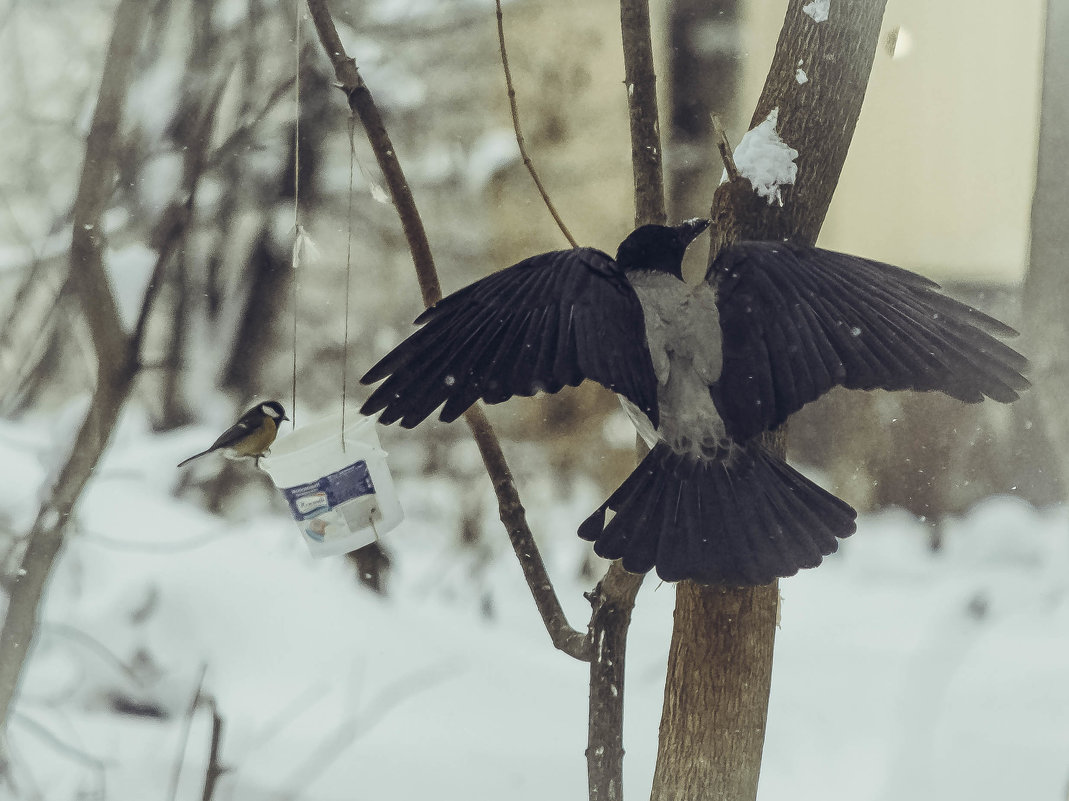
[487,0,635,263]
[741,0,1045,281]
[491,0,1044,282]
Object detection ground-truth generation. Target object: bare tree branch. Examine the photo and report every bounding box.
[620,0,666,228]
[464,406,591,659]
[0,0,152,733]
[0,252,67,413]
[0,0,233,734]
[132,70,226,357]
[9,711,109,771]
[304,0,590,661]
[585,561,643,801]
[201,694,227,801]
[494,0,578,248]
[579,3,675,795]
[206,75,298,170]
[42,622,144,687]
[167,664,208,801]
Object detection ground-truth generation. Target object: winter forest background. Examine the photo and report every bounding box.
[1,0,1069,799]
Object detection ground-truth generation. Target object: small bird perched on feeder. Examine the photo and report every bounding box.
[359,221,1029,585]
[177,401,289,468]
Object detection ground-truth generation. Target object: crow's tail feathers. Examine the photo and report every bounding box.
[578,442,857,585]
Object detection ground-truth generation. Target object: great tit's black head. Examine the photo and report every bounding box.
[615,218,711,279]
[260,400,289,422]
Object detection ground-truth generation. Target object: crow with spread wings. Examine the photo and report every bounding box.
[360,219,1028,585]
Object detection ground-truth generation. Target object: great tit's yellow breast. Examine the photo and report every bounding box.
[231,416,278,458]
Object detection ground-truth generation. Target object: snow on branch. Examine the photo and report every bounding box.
[723,108,799,207]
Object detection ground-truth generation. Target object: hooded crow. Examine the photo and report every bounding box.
[360,220,1029,585]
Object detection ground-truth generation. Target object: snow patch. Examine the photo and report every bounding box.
[796,68,809,84]
[105,242,157,330]
[803,0,830,23]
[889,26,915,60]
[370,183,391,204]
[8,400,1069,800]
[467,129,521,191]
[722,107,799,206]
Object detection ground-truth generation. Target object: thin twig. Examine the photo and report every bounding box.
[342,117,356,449]
[291,0,304,425]
[166,664,208,801]
[305,0,590,660]
[206,75,298,169]
[133,67,229,362]
[494,0,578,248]
[711,114,740,182]
[278,662,453,798]
[42,622,143,685]
[200,694,227,801]
[9,711,109,770]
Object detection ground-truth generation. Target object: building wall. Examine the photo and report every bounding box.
[488,0,1044,280]
[740,0,1045,281]
[486,0,637,264]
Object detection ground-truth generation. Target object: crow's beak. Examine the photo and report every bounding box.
[676,218,711,245]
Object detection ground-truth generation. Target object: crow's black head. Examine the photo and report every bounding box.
[615,219,710,279]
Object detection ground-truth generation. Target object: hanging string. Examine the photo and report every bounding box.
[290,0,302,430]
[341,116,357,452]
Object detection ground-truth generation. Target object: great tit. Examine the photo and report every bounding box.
[360,221,1029,585]
[177,400,289,468]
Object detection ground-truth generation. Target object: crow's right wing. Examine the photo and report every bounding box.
[361,248,659,428]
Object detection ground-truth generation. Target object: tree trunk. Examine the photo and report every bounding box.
[650,3,888,798]
[651,582,778,800]
[0,0,152,729]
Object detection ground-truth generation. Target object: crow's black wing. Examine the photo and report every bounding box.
[708,241,1030,442]
[361,247,659,428]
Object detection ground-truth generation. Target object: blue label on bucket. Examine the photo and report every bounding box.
[281,461,377,521]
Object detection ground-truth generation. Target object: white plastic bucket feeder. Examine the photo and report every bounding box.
[260,410,402,557]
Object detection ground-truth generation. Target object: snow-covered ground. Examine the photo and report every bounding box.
[3,407,1068,800]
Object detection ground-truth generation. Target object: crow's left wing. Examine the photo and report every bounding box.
[708,241,1030,442]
